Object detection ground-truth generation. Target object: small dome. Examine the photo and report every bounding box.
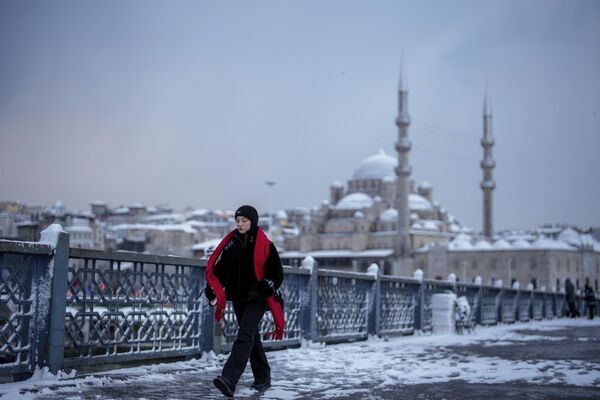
[492,239,511,249]
[409,194,434,211]
[418,181,432,190]
[335,192,374,210]
[352,150,396,180]
[474,239,492,249]
[353,211,365,218]
[448,234,473,250]
[330,180,344,189]
[380,208,398,222]
[557,228,582,247]
[512,238,531,248]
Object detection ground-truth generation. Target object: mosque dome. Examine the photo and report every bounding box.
[352,150,396,180]
[380,208,398,222]
[409,194,434,211]
[335,193,374,210]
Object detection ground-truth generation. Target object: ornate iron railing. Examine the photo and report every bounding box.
[501,289,518,323]
[315,270,374,342]
[0,232,578,380]
[0,240,54,377]
[379,276,419,335]
[63,248,207,368]
[217,267,310,352]
[479,286,501,325]
[532,292,544,320]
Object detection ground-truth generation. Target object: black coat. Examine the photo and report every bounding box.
[212,229,284,301]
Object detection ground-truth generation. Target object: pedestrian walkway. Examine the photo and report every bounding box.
[2,318,599,399]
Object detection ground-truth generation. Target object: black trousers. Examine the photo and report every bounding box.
[221,295,271,388]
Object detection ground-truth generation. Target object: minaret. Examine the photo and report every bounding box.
[480,91,496,241]
[394,64,412,259]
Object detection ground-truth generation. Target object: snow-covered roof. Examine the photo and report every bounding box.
[409,194,434,211]
[65,225,92,233]
[473,240,492,249]
[511,238,531,249]
[330,180,344,188]
[335,193,374,210]
[351,150,396,180]
[530,237,576,251]
[111,223,197,235]
[380,208,398,222]
[448,234,473,250]
[492,239,511,249]
[191,238,222,251]
[280,249,394,259]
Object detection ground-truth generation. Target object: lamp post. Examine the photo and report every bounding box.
[265,180,276,235]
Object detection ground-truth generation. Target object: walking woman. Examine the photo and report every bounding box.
[205,205,284,397]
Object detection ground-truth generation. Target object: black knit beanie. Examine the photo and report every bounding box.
[234,205,259,228]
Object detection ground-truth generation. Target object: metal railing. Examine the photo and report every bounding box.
[0,231,584,380]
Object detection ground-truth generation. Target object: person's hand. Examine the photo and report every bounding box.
[255,279,275,299]
[205,286,217,306]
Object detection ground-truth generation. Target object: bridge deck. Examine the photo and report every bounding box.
[2,318,599,400]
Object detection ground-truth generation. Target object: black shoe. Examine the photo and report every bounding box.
[213,376,235,398]
[250,379,271,391]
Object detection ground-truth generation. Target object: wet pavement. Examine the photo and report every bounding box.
[3,319,600,399]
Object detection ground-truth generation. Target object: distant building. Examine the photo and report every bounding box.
[280,67,600,292]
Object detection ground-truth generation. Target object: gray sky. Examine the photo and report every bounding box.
[1,0,599,231]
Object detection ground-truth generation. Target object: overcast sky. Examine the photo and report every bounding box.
[1,0,599,232]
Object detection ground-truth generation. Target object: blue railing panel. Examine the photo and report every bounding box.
[315,270,373,341]
[63,249,205,367]
[518,290,532,322]
[501,289,518,323]
[0,241,53,376]
[532,292,544,320]
[480,287,500,325]
[380,277,419,335]
[218,268,310,351]
[456,283,481,328]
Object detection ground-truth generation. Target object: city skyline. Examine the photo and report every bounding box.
[1,1,599,231]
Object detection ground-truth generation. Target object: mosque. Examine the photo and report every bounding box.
[280,68,600,293]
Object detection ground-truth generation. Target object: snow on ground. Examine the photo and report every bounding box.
[1,318,599,399]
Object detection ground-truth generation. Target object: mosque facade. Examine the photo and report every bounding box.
[281,69,600,293]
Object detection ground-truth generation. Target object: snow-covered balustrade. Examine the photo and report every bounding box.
[501,288,518,323]
[65,247,208,369]
[479,286,502,325]
[378,276,420,335]
[532,291,545,320]
[218,267,311,352]
[315,269,374,342]
[454,282,481,328]
[0,236,64,378]
[517,289,533,322]
[0,234,577,381]
[544,292,556,318]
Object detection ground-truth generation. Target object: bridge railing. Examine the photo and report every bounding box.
[1,231,579,380]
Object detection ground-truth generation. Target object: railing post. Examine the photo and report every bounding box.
[414,270,424,331]
[309,260,318,342]
[200,267,215,353]
[45,227,70,374]
[367,264,380,337]
[475,276,483,325]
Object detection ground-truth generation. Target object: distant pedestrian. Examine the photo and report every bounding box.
[565,278,577,318]
[204,205,285,398]
[583,282,596,320]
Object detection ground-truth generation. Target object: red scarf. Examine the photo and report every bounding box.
[205,227,285,340]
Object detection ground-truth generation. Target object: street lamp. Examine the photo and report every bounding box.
[265,180,276,235]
